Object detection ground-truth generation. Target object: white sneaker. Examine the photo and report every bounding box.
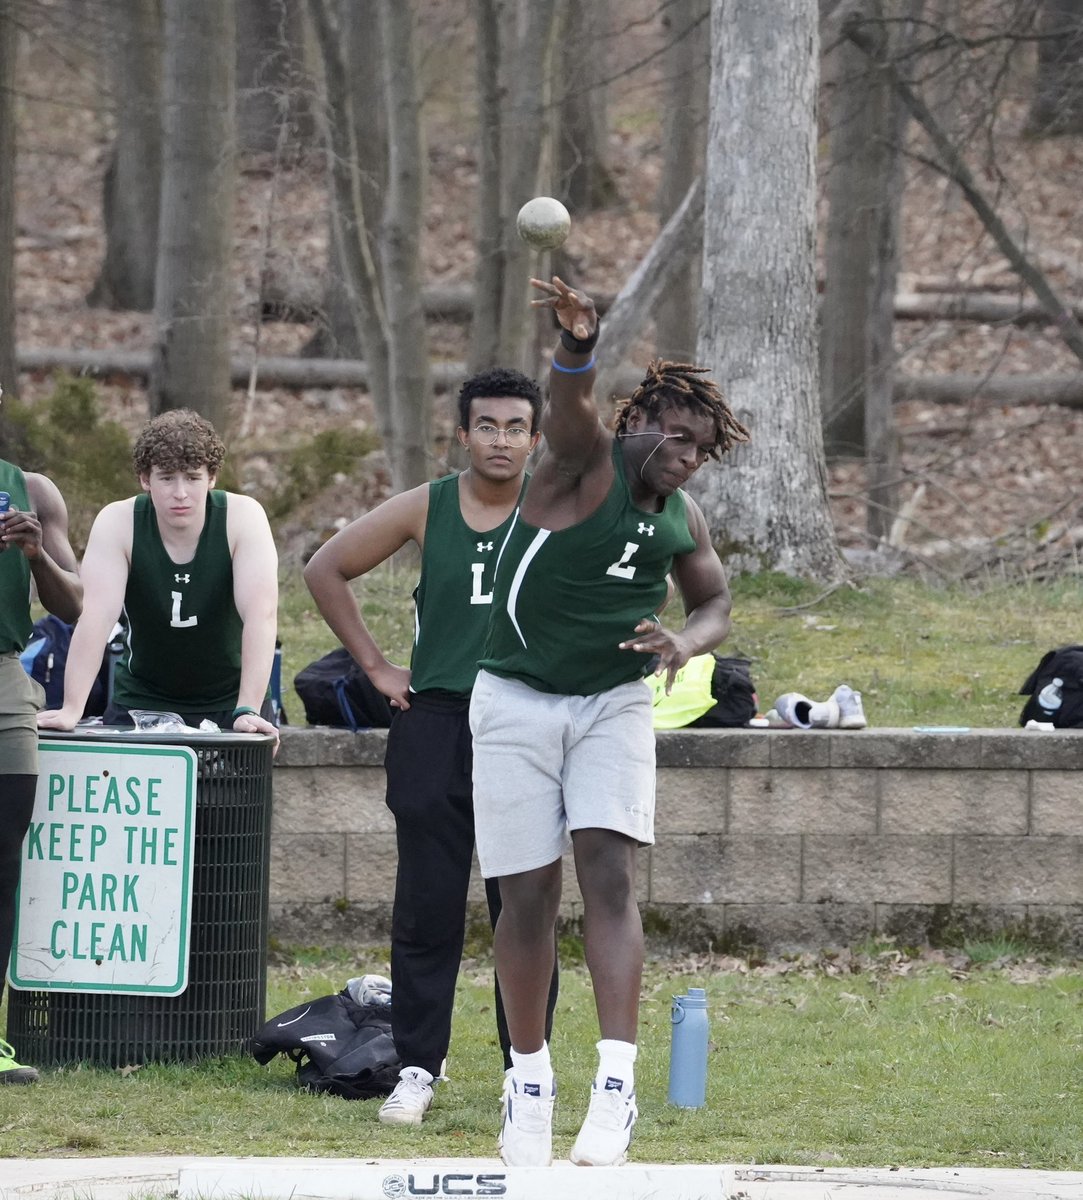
[773,692,839,729]
[500,1076,555,1167]
[569,1083,638,1167]
[833,684,867,729]
[378,1066,434,1126]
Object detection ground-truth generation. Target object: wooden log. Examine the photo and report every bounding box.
[893,373,1083,407]
[18,347,1083,409]
[259,282,620,325]
[894,292,1083,326]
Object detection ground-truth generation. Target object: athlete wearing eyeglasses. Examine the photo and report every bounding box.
[303,366,560,1128]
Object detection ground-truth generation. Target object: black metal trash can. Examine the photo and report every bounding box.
[7,729,275,1067]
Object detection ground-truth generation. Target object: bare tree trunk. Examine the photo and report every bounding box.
[596,177,703,405]
[921,0,962,211]
[87,0,162,313]
[307,0,390,449]
[468,0,504,372]
[556,0,616,212]
[845,12,1083,367]
[492,0,559,370]
[0,0,16,414]
[691,0,841,582]
[655,0,709,363]
[1026,0,1083,135]
[150,0,236,427]
[378,0,431,490]
[309,1,387,359]
[236,0,312,155]
[821,0,920,551]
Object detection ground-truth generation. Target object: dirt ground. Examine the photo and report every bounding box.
[10,11,1083,577]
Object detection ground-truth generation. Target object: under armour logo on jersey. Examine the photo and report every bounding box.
[174,573,191,583]
[637,523,655,536]
[476,541,494,552]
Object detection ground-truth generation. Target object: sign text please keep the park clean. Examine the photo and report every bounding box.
[10,740,197,996]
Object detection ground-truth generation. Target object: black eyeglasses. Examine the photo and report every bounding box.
[472,424,531,447]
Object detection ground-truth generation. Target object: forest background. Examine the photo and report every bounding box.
[3,0,1083,720]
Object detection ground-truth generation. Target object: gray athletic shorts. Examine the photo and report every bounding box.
[0,652,44,775]
[469,669,656,878]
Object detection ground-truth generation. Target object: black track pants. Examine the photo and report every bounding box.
[0,774,36,1010]
[385,693,558,1078]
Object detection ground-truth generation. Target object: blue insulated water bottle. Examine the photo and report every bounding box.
[668,987,709,1108]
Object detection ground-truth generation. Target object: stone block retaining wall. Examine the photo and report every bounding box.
[270,727,1083,954]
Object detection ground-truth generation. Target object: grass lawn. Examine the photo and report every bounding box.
[7,574,1081,1166]
[277,570,1083,730]
[2,947,1081,1168]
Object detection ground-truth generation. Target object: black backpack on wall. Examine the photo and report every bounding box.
[1018,644,1083,728]
[294,647,394,730]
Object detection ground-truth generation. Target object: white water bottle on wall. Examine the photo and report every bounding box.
[1037,677,1063,716]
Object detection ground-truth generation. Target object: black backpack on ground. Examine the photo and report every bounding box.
[293,647,394,730]
[1018,644,1083,728]
[251,987,401,1100]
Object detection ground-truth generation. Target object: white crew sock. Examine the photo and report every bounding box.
[595,1038,637,1097]
[510,1042,554,1096]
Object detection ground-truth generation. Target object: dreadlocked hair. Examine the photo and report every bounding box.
[614,359,749,459]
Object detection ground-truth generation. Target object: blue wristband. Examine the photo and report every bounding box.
[551,356,596,375]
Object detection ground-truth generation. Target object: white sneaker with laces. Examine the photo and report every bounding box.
[773,692,840,729]
[833,684,867,729]
[378,1066,434,1126]
[569,1082,638,1167]
[499,1076,555,1167]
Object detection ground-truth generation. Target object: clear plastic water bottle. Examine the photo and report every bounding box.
[668,986,708,1108]
[1037,677,1064,716]
[0,491,10,513]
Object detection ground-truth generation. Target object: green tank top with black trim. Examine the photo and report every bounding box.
[0,460,33,653]
[479,438,696,696]
[112,490,244,712]
[409,471,528,696]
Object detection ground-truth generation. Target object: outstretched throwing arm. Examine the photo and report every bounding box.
[529,276,608,474]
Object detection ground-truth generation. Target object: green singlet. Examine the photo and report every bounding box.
[480,439,696,696]
[112,491,243,712]
[0,461,33,654]
[408,472,527,696]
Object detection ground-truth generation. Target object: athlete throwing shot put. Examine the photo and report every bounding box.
[471,276,749,1167]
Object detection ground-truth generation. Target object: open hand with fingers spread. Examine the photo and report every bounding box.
[530,276,597,343]
[619,618,694,694]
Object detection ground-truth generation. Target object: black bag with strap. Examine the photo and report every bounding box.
[293,647,394,730]
[19,614,113,718]
[1018,644,1083,728]
[251,987,401,1100]
[695,655,758,727]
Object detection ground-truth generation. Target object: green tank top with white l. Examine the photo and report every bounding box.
[112,490,243,712]
[409,471,527,696]
[480,438,696,696]
[0,460,33,653]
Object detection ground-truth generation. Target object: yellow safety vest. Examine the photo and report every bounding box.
[648,653,717,729]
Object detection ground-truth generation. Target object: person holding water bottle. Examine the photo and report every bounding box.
[0,419,83,1082]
